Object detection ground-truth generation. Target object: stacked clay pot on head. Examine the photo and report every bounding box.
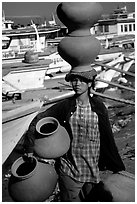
[57,2,103,72]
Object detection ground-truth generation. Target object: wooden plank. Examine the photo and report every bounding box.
[2,92,74,164]
[91,90,135,105]
[2,100,44,164]
[2,112,37,164]
[2,101,42,123]
[96,78,135,92]
[94,61,135,77]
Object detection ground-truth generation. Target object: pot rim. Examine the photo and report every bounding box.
[11,156,38,180]
[36,117,59,136]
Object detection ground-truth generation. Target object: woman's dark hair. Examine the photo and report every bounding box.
[87,76,96,95]
[91,76,96,89]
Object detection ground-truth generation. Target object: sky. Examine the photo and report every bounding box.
[2,1,135,25]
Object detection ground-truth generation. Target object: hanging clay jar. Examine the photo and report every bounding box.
[34,117,70,158]
[8,156,58,202]
[103,171,135,202]
[56,2,103,72]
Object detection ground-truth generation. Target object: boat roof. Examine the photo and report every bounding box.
[2,26,60,37]
[2,58,52,77]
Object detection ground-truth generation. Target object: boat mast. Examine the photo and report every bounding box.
[31,20,42,52]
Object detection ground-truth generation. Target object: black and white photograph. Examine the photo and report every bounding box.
[2,1,135,202]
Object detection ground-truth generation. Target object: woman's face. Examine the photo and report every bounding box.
[70,76,92,95]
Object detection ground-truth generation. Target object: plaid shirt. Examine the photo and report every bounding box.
[60,101,100,183]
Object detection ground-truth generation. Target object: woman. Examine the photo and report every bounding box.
[24,68,125,201]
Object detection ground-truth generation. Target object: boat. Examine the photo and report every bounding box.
[95,53,135,90]
[3,47,135,100]
[96,46,122,61]
[2,13,60,61]
[2,10,135,98]
[2,14,70,96]
[2,51,71,95]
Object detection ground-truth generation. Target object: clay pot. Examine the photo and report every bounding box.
[34,117,70,158]
[57,2,103,36]
[24,50,39,63]
[57,2,102,71]
[103,171,135,202]
[58,35,101,72]
[8,156,58,202]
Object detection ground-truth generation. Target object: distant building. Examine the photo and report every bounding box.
[91,6,135,37]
